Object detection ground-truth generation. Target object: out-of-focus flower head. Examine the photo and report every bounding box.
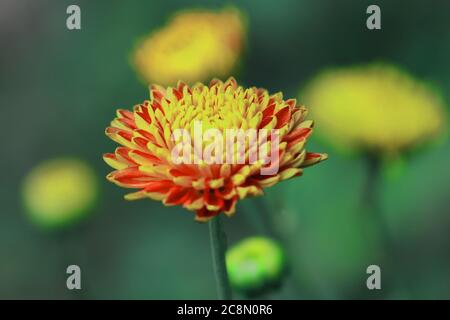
[302,63,447,155]
[22,158,98,229]
[103,78,327,222]
[132,7,246,86]
[226,237,286,295]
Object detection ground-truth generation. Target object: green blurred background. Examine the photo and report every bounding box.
[1,0,450,299]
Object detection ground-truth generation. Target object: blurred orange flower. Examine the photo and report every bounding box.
[103,78,327,221]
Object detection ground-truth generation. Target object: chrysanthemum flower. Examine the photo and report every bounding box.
[132,7,245,86]
[22,158,98,229]
[302,64,447,155]
[226,237,286,295]
[103,77,327,222]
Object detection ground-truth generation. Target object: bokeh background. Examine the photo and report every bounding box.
[1,0,450,299]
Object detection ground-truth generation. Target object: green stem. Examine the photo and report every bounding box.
[364,155,395,261]
[252,197,278,239]
[363,154,411,298]
[209,216,232,300]
[251,197,310,298]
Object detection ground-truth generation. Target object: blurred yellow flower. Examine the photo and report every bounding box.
[226,237,285,294]
[22,158,98,229]
[132,7,245,86]
[302,64,447,154]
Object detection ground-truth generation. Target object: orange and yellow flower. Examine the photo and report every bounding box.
[103,78,327,221]
[132,7,245,86]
